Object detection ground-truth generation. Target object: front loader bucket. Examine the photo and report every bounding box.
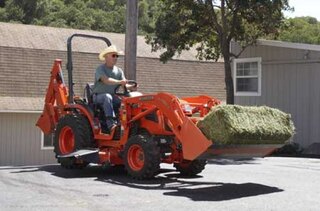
[179,117,212,160]
[203,144,282,159]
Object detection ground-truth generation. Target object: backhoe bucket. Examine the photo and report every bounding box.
[36,103,56,134]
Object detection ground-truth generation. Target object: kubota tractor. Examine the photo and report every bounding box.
[36,34,278,179]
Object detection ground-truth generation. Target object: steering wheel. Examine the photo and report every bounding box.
[114,80,138,96]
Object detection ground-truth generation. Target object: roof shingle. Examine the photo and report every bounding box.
[0,97,43,111]
[0,22,213,61]
[0,22,226,111]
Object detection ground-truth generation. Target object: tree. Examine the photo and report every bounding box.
[138,0,162,34]
[277,17,320,44]
[146,0,291,104]
[0,0,160,35]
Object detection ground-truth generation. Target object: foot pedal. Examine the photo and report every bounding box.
[101,125,120,140]
[113,125,121,140]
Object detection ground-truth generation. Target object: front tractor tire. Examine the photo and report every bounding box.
[54,114,94,169]
[174,159,207,176]
[124,135,160,179]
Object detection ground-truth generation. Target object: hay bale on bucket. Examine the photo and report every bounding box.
[197,105,295,145]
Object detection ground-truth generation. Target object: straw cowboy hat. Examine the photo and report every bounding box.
[99,45,119,61]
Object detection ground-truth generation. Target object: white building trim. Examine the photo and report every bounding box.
[233,57,262,97]
[257,39,320,52]
[0,110,42,113]
[40,132,54,150]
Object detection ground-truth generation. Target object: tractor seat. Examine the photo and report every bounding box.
[84,83,106,119]
[84,83,95,106]
[84,83,121,116]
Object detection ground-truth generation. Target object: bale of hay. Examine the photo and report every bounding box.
[197,105,295,145]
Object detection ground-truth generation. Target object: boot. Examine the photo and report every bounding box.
[106,117,116,133]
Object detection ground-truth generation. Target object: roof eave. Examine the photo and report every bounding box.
[257,39,320,52]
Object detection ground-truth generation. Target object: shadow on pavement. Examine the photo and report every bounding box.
[98,171,282,201]
[207,158,258,165]
[8,164,283,202]
[161,181,282,201]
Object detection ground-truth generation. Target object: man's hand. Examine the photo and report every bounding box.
[126,83,139,91]
[119,79,127,86]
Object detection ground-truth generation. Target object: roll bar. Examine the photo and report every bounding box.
[67,34,112,103]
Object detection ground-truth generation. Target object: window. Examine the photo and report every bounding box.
[41,132,54,149]
[233,57,261,96]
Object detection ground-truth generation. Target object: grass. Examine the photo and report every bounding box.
[197,105,295,145]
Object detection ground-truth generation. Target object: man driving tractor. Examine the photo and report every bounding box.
[36,34,289,179]
[92,45,136,133]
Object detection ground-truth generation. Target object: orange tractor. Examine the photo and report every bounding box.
[37,34,277,179]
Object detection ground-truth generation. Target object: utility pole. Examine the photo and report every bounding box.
[125,0,138,80]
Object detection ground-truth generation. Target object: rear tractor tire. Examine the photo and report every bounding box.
[54,114,95,169]
[124,135,160,179]
[174,159,207,176]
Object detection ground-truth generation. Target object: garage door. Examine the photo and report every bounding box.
[0,112,55,166]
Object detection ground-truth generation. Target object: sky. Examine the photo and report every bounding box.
[284,0,320,21]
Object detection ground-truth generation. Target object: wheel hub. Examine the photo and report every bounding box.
[128,144,145,171]
[59,126,75,154]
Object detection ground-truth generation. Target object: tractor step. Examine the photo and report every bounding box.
[58,149,99,163]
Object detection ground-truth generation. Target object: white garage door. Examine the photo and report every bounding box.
[0,112,55,166]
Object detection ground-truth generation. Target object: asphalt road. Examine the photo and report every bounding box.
[0,157,319,211]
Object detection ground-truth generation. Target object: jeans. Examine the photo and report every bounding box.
[93,93,121,119]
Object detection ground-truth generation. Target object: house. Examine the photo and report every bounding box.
[0,22,225,165]
[231,40,320,154]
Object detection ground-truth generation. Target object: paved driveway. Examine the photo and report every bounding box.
[0,157,319,211]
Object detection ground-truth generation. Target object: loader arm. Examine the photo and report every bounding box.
[36,60,68,134]
[125,92,213,161]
